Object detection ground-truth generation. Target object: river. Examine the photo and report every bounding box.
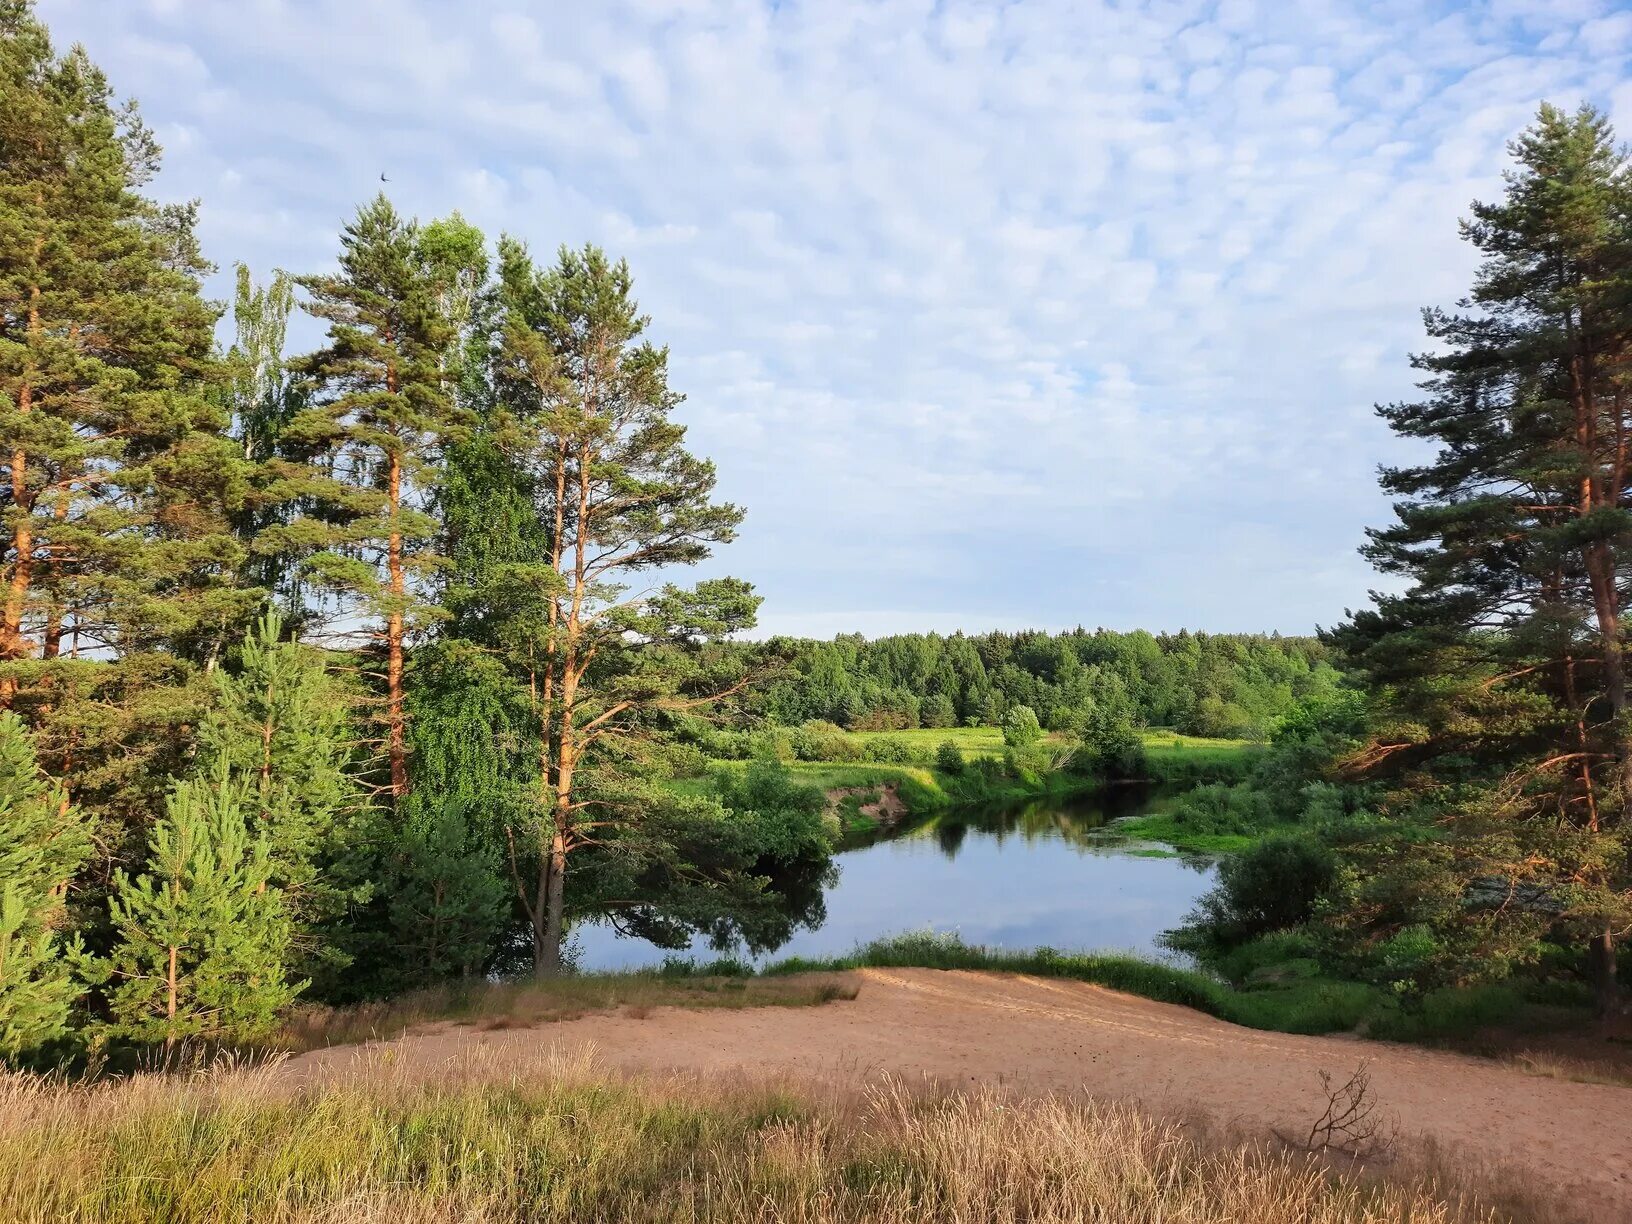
[573,786,1217,971]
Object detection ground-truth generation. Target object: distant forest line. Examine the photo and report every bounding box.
[721,628,1338,739]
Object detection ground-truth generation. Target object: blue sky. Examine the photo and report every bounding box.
[36,0,1632,637]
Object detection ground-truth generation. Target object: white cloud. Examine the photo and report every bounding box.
[33,0,1632,635]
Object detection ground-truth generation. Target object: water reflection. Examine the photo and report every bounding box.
[573,786,1216,971]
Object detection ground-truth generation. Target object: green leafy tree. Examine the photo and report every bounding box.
[97,770,300,1046]
[1001,704,1043,749]
[0,710,87,1062]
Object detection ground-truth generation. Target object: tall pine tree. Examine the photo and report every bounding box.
[282,197,465,806]
[493,242,758,974]
[0,0,250,825]
[1341,104,1632,1012]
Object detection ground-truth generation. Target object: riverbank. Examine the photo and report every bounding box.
[682,727,1260,836]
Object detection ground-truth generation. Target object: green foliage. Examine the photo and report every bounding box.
[1328,104,1632,1005]
[376,796,511,989]
[570,763,834,958]
[1181,835,1337,949]
[934,740,966,775]
[198,610,363,990]
[738,627,1337,738]
[1001,704,1042,749]
[1076,710,1147,779]
[97,770,301,1045]
[0,0,252,834]
[0,712,88,1063]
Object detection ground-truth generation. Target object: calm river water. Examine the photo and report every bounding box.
[573,787,1217,971]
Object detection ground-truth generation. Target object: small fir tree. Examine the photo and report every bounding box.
[98,770,300,1046]
[0,710,88,1062]
[380,796,509,988]
[199,608,365,988]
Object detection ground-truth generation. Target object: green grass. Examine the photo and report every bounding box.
[703,758,952,810]
[847,726,1258,767]
[850,725,1007,758]
[1108,809,1259,854]
[1140,730,1258,758]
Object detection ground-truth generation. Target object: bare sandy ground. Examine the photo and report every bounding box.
[287,968,1632,1221]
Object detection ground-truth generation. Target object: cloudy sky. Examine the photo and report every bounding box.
[34,0,1632,638]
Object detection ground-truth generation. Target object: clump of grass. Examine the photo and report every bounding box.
[276,971,858,1051]
[0,1053,1515,1223]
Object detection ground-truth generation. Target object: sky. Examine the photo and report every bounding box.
[34,0,1632,639]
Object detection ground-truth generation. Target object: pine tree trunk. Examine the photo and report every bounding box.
[386,449,407,806]
[165,942,179,1050]
[1590,928,1618,1018]
[41,494,71,659]
[535,824,568,977]
[1,261,44,705]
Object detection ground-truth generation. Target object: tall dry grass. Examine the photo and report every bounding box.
[0,1049,1520,1224]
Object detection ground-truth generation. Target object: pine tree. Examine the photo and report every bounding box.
[198,608,363,987]
[1339,104,1632,1012]
[0,0,251,824]
[98,769,300,1046]
[492,242,758,974]
[379,795,509,988]
[282,196,465,807]
[0,710,87,1062]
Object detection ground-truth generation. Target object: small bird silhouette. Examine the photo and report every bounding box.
[380,172,390,182]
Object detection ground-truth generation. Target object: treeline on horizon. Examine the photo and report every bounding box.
[721,628,1338,739]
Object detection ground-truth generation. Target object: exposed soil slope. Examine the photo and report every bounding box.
[287,968,1632,1221]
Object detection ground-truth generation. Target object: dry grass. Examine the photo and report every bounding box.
[1497,1049,1632,1088]
[274,972,859,1051]
[0,1050,1528,1224]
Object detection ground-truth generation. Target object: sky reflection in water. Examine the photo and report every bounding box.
[574,788,1216,971]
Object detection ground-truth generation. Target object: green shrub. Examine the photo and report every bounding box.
[790,720,862,762]
[861,736,914,764]
[934,740,966,775]
[1183,834,1337,948]
[1209,930,1322,983]
[1001,705,1043,749]
[1166,782,1278,836]
[747,728,795,763]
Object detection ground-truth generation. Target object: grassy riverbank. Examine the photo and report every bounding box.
[681,728,1260,835]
